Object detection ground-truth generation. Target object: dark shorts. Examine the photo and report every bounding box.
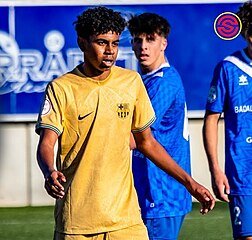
[229,195,252,239]
[143,216,185,240]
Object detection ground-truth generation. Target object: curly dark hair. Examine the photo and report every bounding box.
[236,1,252,38]
[128,13,171,38]
[73,6,126,39]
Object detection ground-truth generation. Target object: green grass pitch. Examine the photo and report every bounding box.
[179,202,232,239]
[0,202,232,240]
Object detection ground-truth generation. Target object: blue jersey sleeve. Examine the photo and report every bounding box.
[206,62,227,113]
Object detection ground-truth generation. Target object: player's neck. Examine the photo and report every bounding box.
[140,57,167,74]
[81,63,111,81]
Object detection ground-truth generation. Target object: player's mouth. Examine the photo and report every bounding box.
[139,54,149,61]
[102,59,114,67]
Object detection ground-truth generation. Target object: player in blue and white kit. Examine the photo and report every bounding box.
[128,13,192,240]
[203,2,252,239]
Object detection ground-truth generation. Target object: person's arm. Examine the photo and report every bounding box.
[202,110,230,202]
[133,127,215,214]
[37,128,66,199]
[130,132,136,150]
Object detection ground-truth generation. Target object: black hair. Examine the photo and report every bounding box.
[128,12,171,38]
[74,6,126,39]
[236,1,252,38]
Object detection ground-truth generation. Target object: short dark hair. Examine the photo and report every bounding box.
[74,6,126,39]
[236,1,252,38]
[128,13,171,38]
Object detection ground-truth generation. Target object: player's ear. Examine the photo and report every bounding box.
[161,38,167,51]
[77,36,86,52]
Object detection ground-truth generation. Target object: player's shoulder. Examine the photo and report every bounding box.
[162,65,183,87]
[214,50,250,76]
[112,66,142,86]
[45,72,74,95]
[163,65,181,77]
[219,50,242,68]
[112,65,139,77]
[50,72,73,87]
[53,72,72,82]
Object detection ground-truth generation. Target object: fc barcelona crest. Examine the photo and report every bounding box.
[117,103,130,119]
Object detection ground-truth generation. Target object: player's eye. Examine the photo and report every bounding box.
[112,42,119,47]
[97,40,106,46]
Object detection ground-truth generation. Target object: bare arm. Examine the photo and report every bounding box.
[130,132,136,150]
[37,128,66,199]
[133,127,215,214]
[202,110,230,202]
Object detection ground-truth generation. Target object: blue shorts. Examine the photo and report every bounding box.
[229,195,252,239]
[143,216,185,240]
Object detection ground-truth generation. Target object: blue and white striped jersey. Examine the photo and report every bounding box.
[133,63,192,218]
[206,50,252,195]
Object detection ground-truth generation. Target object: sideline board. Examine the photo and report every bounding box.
[0,3,244,120]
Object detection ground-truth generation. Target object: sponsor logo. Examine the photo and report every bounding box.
[0,30,81,94]
[78,112,93,120]
[117,103,130,119]
[234,105,252,113]
[0,30,137,95]
[238,75,249,86]
[41,99,51,115]
[214,12,242,40]
[246,137,252,143]
[207,86,217,103]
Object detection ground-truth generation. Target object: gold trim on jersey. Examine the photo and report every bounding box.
[36,123,61,136]
[132,116,156,133]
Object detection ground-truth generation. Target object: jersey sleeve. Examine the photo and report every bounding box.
[206,62,227,113]
[131,74,156,133]
[35,81,65,135]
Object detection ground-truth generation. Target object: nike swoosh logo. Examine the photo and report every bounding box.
[78,111,94,120]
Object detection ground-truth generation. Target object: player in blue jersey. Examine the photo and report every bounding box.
[203,1,252,239]
[128,13,192,240]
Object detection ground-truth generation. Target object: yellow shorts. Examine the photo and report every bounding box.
[54,223,149,240]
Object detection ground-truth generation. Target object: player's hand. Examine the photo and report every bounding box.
[44,170,66,199]
[187,180,215,215]
[211,170,230,202]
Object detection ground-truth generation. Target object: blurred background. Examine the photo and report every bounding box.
[0,0,245,207]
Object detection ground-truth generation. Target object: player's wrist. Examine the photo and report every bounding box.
[44,169,57,180]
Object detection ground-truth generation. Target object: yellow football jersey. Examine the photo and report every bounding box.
[36,65,155,234]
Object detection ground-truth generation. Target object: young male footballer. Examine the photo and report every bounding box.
[128,12,192,240]
[203,1,252,239]
[36,6,215,240]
